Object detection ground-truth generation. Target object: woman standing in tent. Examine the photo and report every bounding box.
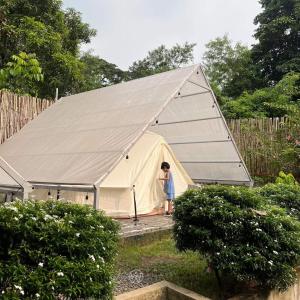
[160,161,175,215]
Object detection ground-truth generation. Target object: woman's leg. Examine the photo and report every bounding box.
[167,200,173,214]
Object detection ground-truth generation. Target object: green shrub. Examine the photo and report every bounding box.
[260,183,300,220]
[0,200,119,299]
[173,186,300,293]
[275,171,298,185]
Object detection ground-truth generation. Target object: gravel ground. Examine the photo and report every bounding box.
[114,270,163,295]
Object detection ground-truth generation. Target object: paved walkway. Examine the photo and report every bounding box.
[118,215,174,238]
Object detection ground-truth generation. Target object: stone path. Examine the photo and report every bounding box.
[118,215,174,238]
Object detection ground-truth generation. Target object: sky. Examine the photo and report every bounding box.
[63,0,262,70]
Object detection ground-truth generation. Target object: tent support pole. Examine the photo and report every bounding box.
[23,187,30,201]
[132,185,139,224]
[93,187,100,210]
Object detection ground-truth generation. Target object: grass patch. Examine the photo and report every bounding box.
[116,236,219,299]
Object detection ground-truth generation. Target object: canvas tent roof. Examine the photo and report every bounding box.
[0,64,252,196]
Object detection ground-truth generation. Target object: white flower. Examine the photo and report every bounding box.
[38,262,43,267]
[96,264,99,269]
[102,246,106,251]
[216,252,220,256]
[14,217,19,221]
[14,285,24,294]
[35,293,40,298]
[2,291,5,294]
[89,254,95,262]
[44,214,52,221]
[68,220,73,224]
[268,260,273,266]
[256,228,263,232]
[8,206,18,212]
[75,233,80,237]
[57,272,64,277]
[31,217,37,221]
[14,285,22,290]
[284,28,291,35]
[273,250,279,255]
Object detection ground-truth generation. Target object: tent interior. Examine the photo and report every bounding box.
[28,131,193,217]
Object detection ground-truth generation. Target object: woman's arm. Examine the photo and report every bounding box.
[159,172,170,181]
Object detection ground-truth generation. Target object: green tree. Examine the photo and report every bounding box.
[252,0,300,84]
[202,35,261,98]
[0,0,96,98]
[79,51,125,92]
[174,186,300,297]
[128,43,195,80]
[0,52,44,96]
[222,72,300,119]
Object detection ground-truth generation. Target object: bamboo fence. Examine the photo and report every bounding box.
[0,91,52,143]
[227,117,289,177]
[0,91,294,177]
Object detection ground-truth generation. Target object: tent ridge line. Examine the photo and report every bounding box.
[93,64,200,187]
[169,139,232,145]
[9,149,125,158]
[198,65,253,185]
[181,160,242,164]
[174,90,211,99]
[194,179,250,182]
[186,79,211,91]
[61,64,197,101]
[0,155,30,190]
[193,179,252,185]
[29,181,94,186]
[153,116,222,126]
[30,181,95,193]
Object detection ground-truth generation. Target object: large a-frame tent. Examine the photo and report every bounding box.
[0,64,252,216]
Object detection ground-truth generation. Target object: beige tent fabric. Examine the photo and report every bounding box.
[0,66,196,185]
[0,64,252,191]
[30,131,193,217]
[151,66,252,185]
[0,167,20,188]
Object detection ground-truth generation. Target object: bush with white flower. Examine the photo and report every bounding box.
[173,185,300,295]
[0,200,119,299]
[260,183,300,220]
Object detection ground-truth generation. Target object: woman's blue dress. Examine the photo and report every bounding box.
[164,172,175,200]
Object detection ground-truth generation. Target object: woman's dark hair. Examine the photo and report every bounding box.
[161,162,170,170]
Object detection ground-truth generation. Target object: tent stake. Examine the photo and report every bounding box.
[132,185,139,224]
